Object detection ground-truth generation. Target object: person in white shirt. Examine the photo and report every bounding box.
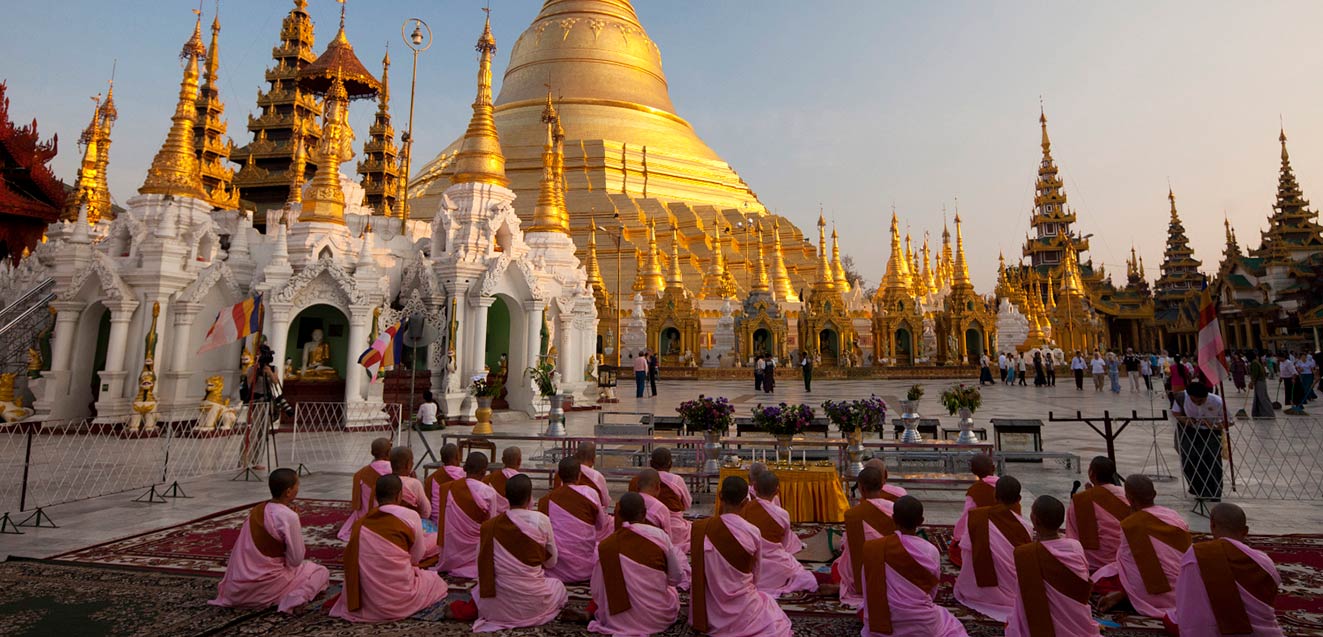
[1171,382,1225,500]
[998,353,1010,384]
[1090,353,1107,392]
[1070,352,1086,390]
[1280,354,1303,414]
[417,391,441,430]
[1140,358,1154,391]
[1017,353,1028,386]
[1299,354,1318,403]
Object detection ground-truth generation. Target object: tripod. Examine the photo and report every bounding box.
[233,365,280,481]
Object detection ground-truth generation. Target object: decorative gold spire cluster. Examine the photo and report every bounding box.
[298,71,354,224]
[920,235,935,294]
[830,222,850,293]
[701,222,739,300]
[139,13,207,199]
[449,12,508,187]
[665,224,685,290]
[357,49,402,216]
[951,213,973,290]
[639,217,665,294]
[194,7,239,209]
[768,219,797,302]
[750,223,771,293]
[814,212,835,291]
[529,89,570,234]
[584,219,609,301]
[64,78,117,223]
[286,116,309,207]
[876,212,914,306]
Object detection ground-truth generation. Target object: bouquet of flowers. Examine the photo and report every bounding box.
[470,374,503,398]
[676,394,735,433]
[939,383,983,415]
[906,383,925,402]
[525,359,557,397]
[821,395,888,433]
[753,402,815,437]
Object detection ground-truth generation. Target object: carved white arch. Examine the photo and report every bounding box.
[272,257,363,316]
[178,259,244,305]
[59,250,132,302]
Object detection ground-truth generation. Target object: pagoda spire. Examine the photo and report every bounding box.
[450,11,508,187]
[831,222,850,293]
[285,115,309,207]
[357,48,402,216]
[814,212,835,291]
[1223,216,1241,260]
[1024,107,1086,279]
[194,5,239,210]
[298,70,353,224]
[701,221,738,300]
[665,224,685,290]
[940,219,953,289]
[769,218,797,301]
[750,223,771,293]
[1046,273,1057,310]
[1154,187,1203,308]
[952,213,973,291]
[639,217,665,294]
[585,219,609,298]
[876,212,913,304]
[64,80,116,224]
[920,234,935,294]
[1251,127,1323,263]
[529,89,568,233]
[139,12,207,199]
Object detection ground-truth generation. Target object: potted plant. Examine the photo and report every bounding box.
[677,395,735,473]
[940,383,984,444]
[527,359,564,436]
[469,374,503,435]
[822,395,887,476]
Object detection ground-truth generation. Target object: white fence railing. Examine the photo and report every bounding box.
[1173,413,1323,502]
[284,401,403,476]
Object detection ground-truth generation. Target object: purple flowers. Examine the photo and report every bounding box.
[753,402,815,437]
[677,394,735,433]
[822,394,888,433]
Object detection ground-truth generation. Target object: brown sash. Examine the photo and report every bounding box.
[877,488,902,503]
[477,513,548,599]
[967,479,997,508]
[599,526,669,615]
[484,470,510,497]
[690,517,755,633]
[437,478,489,547]
[1193,539,1278,635]
[864,534,940,635]
[968,504,1033,587]
[425,466,458,494]
[1014,542,1092,637]
[537,485,600,526]
[630,474,686,512]
[344,510,414,612]
[1071,486,1130,550]
[349,464,384,514]
[845,501,897,584]
[1121,509,1191,595]
[248,502,287,559]
[740,498,786,545]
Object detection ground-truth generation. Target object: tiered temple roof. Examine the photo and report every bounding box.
[1252,129,1323,265]
[356,51,401,216]
[0,81,64,260]
[194,12,239,210]
[1153,188,1204,318]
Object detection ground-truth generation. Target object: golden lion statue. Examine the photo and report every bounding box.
[196,375,238,433]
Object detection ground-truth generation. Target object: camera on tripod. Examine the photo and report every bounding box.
[255,344,295,417]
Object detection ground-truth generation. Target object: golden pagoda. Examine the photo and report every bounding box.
[449,12,507,188]
[63,78,116,224]
[872,213,924,364]
[638,217,665,295]
[528,90,569,234]
[768,218,798,302]
[700,221,739,300]
[645,222,700,363]
[139,13,207,200]
[194,10,239,210]
[297,71,353,224]
[831,222,851,293]
[936,213,996,362]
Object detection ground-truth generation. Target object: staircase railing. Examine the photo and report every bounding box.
[0,279,56,374]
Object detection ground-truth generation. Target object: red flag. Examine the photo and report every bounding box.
[1196,289,1230,385]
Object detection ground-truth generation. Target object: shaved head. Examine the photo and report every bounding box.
[1089,456,1118,486]
[635,468,661,495]
[753,470,779,499]
[506,474,533,509]
[501,447,522,469]
[1124,474,1156,510]
[375,474,402,505]
[389,446,414,475]
[893,495,923,531]
[440,443,460,465]
[463,452,489,478]
[1031,495,1066,531]
[720,476,748,509]
[576,442,597,466]
[749,462,768,480]
[995,475,1022,505]
[857,466,883,498]
[557,457,581,485]
[618,492,646,524]
[268,468,298,500]
[970,454,995,478]
[864,458,888,481]
[1210,503,1249,540]
[650,447,673,471]
[371,438,392,460]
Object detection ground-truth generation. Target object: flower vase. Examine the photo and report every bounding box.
[899,400,922,443]
[472,396,494,435]
[956,407,979,444]
[845,429,865,477]
[702,429,723,474]
[543,394,566,436]
[775,435,795,463]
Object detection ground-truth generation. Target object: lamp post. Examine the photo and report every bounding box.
[399,18,432,220]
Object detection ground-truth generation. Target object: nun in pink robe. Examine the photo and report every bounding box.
[580,463,611,506]
[952,504,1033,621]
[1091,504,1190,620]
[337,459,391,541]
[588,521,685,637]
[1173,537,1284,637]
[861,533,968,637]
[836,488,903,608]
[659,470,694,547]
[950,475,999,546]
[209,501,329,613]
[425,465,466,527]
[541,483,612,583]
[689,513,792,637]
[1004,537,1101,637]
[435,477,507,578]
[396,474,439,558]
[742,495,817,596]
[329,504,449,623]
[472,508,568,632]
[1065,482,1130,572]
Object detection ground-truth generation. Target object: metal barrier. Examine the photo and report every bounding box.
[1174,413,1323,506]
[286,401,403,476]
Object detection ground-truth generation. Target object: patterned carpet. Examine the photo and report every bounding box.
[36,499,1323,636]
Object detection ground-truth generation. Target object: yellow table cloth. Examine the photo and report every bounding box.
[717,465,850,523]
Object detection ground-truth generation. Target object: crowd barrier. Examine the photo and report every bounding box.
[283,401,403,476]
[1173,412,1323,503]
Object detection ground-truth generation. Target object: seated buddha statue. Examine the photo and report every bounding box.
[300,329,338,381]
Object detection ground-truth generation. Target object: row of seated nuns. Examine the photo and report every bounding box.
[209,439,1284,636]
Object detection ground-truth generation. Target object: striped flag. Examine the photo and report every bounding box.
[358,321,401,382]
[197,294,263,355]
[1196,288,1231,385]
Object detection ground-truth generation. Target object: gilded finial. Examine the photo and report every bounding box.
[450,8,507,187]
[139,10,207,199]
[952,213,972,289]
[529,86,568,234]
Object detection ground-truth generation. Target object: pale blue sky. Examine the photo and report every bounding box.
[4,1,1322,290]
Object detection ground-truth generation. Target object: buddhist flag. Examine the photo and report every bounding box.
[358,321,401,382]
[1196,287,1231,385]
[197,294,263,355]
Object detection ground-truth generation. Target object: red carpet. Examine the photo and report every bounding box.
[48,499,1323,634]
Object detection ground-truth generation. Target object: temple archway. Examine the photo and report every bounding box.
[752,328,772,356]
[70,303,110,418]
[895,328,913,366]
[660,326,682,357]
[285,304,349,382]
[486,296,512,371]
[818,328,840,365]
[965,327,984,361]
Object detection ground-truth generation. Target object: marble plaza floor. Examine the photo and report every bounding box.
[3,375,1322,561]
